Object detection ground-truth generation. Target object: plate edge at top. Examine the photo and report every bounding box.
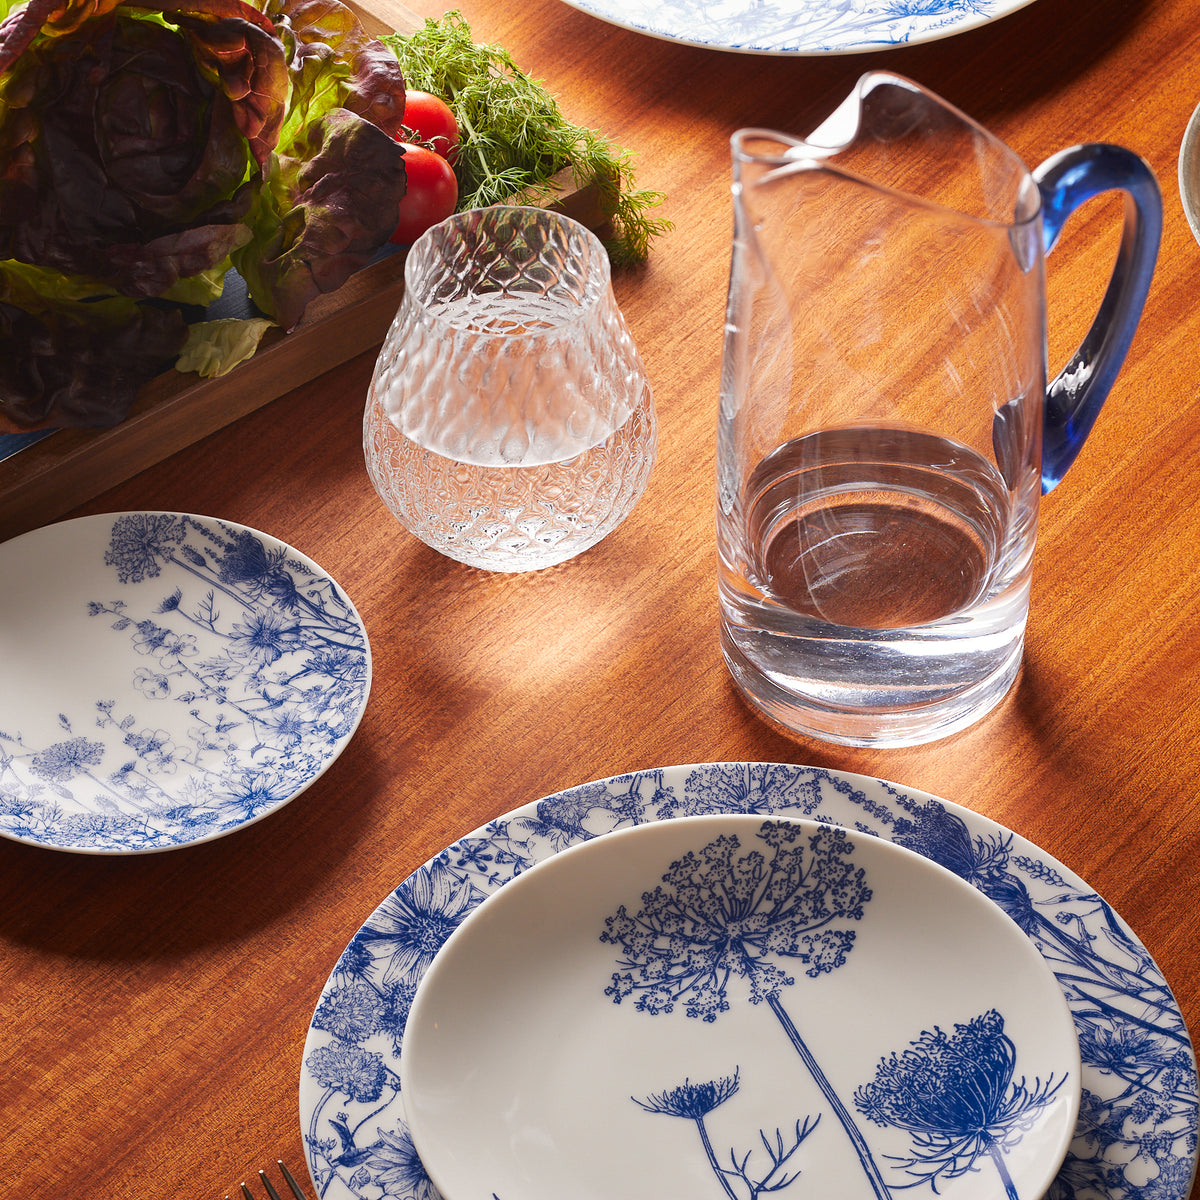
[551,0,1040,56]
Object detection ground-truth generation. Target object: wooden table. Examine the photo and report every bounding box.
[3,0,1199,1194]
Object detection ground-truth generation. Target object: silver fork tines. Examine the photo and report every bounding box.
[226,1161,310,1200]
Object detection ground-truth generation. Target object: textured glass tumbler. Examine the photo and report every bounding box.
[364,206,657,572]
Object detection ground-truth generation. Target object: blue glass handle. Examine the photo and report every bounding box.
[1033,144,1161,492]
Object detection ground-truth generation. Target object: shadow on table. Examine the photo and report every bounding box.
[708,651,1104,829]
[0,730,386,960]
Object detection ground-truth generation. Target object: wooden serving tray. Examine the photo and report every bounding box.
[0,0,609,543]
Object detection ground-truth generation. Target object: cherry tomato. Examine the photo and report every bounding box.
[389,144,459,245]
[402,90,460,163]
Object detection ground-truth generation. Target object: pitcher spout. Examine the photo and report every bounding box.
[732,72,1040,231]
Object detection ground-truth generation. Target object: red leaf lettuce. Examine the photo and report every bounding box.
[0,0,406,428]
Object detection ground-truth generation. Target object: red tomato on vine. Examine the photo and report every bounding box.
[402,90,460,163]
[389,144,459,245]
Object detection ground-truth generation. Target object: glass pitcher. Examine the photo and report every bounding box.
[718,72,1161,747]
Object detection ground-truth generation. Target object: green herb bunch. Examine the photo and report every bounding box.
[382,11,671,266]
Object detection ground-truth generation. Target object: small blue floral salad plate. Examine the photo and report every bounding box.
[298,765,1199,1200]
[0,512,370,854]
[400,815,1081,1200]
[552,0,1037,56]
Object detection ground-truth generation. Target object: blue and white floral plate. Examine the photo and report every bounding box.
[553,0,1036,55]
[0,512,371,853]
[401,814,1081,1200]
[299,764,1199,1200]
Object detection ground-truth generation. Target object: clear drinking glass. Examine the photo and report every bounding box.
[718,72,1161,747]
[365,206,656,572]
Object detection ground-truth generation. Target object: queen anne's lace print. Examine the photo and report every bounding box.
[634,1071,821,1200]
[856,1010,1068,1197]
[601,820,892,1198]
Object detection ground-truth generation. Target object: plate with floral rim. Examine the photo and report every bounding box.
[298,763,1198,1200]
[552,0,1038,55]
[400,813,1082,1200]
[0,512,371,854]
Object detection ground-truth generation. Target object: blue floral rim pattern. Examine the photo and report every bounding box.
[0,512,371,853]
[553,0,1037,55]
[298,764,1199,1200]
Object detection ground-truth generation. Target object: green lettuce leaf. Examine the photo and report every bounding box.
[230,0,406,329]
[267,0,407,139]
[177,315,275,376]
[233,105,405,331]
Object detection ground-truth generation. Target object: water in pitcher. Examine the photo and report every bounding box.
[719,425,1036,739]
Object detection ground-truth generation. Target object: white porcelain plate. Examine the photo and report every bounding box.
[402,814,1080,1200]
[1179,99,1200,247]
[0,512,371,853]
[299,764,1199,1200]
[553,0,1038,55]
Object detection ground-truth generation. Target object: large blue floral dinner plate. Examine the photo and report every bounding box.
[0,512,371,854]
[299,764,1198,1200]
[552,0,1037,55]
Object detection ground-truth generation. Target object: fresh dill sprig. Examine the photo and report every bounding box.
[380,11,671,266]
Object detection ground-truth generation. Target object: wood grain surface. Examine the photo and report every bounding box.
[3,0,1199,1196]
